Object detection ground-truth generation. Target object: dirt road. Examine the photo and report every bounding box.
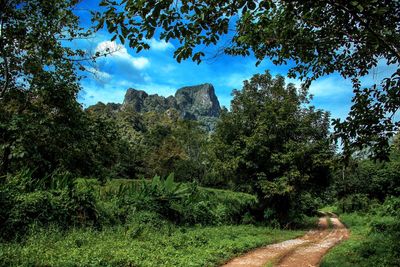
[222,214,349,267]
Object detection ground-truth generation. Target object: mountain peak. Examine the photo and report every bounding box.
[114,83,221,130]
[175,83,220,118]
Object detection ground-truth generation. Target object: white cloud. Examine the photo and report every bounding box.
[116,79,134,88]
[149,38,174,51]
[95,41,150,70]
[132,57,150,70]
[79,82,127,107]
[85,66,112,80]
[300,60,398,98]
[143,74,152,82]
[286,78,303,88]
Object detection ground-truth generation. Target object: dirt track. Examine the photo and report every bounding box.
[222,215,349,267]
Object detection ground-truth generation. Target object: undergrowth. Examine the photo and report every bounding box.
[0,219,303,267]
[321,197,400,267]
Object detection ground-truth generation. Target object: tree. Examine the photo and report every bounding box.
[95,0,400,160]
[206,71,334,223]
[0,0,91,176]
[141,111,208,181]
[331,137,400,207]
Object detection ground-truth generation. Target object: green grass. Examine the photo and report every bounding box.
[0,224,304,267]
[326,217,333,229]
[320,213,369,267]
[0,177,308,266]
[321,213,399,267]
[318,205,339,214]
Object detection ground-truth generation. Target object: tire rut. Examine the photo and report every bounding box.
[222,215,349,267]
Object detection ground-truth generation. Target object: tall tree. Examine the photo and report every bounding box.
[0,0,90,176]
[95,0,400,160]
[207,71,334,222]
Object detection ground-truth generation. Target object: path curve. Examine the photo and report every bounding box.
[222,215,349,267]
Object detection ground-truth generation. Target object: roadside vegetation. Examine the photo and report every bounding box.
[0,223,303,266]
[321,201,400,267]
[321,147,400,267]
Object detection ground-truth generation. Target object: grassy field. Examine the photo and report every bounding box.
[0,224,303,267]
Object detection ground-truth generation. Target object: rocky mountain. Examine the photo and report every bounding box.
[88,83,221,130]
[174,84,220,119]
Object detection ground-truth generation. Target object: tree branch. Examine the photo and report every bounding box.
[62,47,123,62]
[330,1,400,62]
[0,18,10,99]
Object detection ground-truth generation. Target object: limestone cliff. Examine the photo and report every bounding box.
[175,83,220,119]
[88,83,221,131]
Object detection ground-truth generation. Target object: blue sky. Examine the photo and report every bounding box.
[74,2,396,123]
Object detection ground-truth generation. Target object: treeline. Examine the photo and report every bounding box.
[330,141,400,212]
[0,89,206,182]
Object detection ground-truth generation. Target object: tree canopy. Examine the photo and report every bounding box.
[95,0,400,160]
[0,0,89,176]
[206,71,334,222]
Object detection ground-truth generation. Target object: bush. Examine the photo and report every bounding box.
[337,193,371,213]
[359,213,400,266]
[97,175,257,226]
[0,170,99,240]
[378,196,400,216]
[1,171,259,239]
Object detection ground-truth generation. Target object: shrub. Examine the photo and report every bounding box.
[0,170,99,240]
[379,196,400,216]
[97,175,257,226]
[323,202,400,267]
[337,193,371,213]
[359,213,400,266]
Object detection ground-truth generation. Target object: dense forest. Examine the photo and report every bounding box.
[0,1,399,266]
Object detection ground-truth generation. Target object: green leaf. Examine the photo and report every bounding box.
[164,173,175,192]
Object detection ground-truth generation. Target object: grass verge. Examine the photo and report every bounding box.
[320,213,399,267]
[0,224,304,267]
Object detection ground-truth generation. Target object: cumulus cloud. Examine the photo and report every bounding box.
[95,41,150,70]
[149,38,174,51]
[131,57,150,70]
